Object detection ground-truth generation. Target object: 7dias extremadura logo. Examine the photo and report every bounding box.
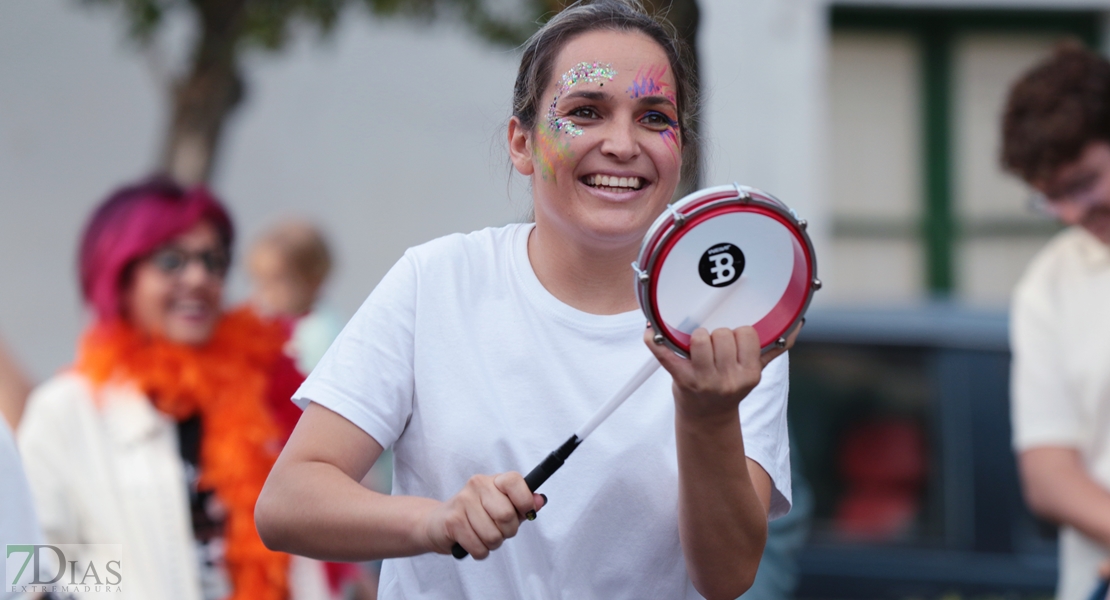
[6,544,122,596]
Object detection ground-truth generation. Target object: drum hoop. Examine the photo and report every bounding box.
[637,185,741,263]
[635,185,818,358]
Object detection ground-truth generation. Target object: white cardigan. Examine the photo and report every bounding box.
[18,373,329,600]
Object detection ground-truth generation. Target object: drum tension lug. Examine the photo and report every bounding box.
[666,204,686,227]
[775,337,787,349]
[797,219,808,230]
[812,278,823,290]
[653,334,665,345]
[631,262,650,283]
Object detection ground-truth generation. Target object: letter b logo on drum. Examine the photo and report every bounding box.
[698,243,745,287]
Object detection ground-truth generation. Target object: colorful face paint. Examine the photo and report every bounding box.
[628,65,681,159]
[546,62,617,137]
[661,127,681,161]
[533,61,614,180]
[627,65,677,105]
[533,122,572,181]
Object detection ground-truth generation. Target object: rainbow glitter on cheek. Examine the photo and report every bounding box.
[533,122,572,181]
[661,127,681,161]
[627,65,676,105]
[546,62,617,137]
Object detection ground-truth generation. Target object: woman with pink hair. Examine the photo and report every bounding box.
[18,176,321,600]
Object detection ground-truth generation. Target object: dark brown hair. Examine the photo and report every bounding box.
[1002,40,1110,183]
[512,0,699,165]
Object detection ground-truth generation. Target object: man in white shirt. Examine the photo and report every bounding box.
[1002,41,1110,600]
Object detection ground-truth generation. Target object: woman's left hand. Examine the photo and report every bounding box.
[644,323,800,598]
[644,324,799,421]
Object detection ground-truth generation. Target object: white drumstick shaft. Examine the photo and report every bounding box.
[574,286,736,441]
[681,285,734,335]
[575,357,659,440]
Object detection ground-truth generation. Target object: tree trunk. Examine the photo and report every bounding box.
[161,0,248,185]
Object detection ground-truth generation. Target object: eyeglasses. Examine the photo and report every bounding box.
[1027,192,1059,217]
[147,247,230,278]
[1028,173,1105,217]
[1028,190,1107,219]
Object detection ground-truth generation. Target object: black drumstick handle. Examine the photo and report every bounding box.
[451,435,582,559]
[524,434,582,491]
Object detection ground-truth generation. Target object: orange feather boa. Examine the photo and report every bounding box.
[75,308,290,600]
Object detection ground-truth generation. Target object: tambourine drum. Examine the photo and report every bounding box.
[633,184,820,357]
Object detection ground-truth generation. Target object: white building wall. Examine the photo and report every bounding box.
[700,0,832,302]
[0,0,526,380]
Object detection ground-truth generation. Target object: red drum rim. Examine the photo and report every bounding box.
[634,184,820,358]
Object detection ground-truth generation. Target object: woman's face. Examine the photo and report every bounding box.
[124,220,227,345]
[510,29,683,250]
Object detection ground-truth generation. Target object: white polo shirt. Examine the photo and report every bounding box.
[1010,226,1110,600]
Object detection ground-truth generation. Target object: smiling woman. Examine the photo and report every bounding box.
[512,29,687,312]
[255,2,795,599]
[17,177,329,600]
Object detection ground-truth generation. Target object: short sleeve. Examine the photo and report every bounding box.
[1010,274,1079,451]
[739,352,792,520]
[292,253,417,450]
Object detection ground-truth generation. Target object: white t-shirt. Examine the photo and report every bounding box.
[294,223,792,600]
[1010,226,1110,600]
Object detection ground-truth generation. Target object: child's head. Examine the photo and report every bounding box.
[247,220,333,317]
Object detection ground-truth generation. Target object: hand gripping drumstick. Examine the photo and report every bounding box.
[451,287,736,559]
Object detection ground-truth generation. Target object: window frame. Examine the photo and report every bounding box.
[829,6,1100,294]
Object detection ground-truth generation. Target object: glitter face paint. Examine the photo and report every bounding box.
[534,122,571,181]
[534,61,617,180]
[660,108,682,158]
[628,65,681,160]
[660,126,681,160]
[627,65,676,105]
[518,30,684,253]
[546,62,618,137]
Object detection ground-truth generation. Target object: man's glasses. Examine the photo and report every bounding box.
[1028,173,1104,217]
[148,247,230,278]
[1027,192,1059,218]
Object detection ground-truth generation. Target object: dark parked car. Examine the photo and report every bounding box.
[789,305,1057,598]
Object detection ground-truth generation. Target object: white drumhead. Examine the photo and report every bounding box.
[636,184,818,356]
[654,210,796,346]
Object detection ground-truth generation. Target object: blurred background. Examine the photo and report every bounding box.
[2,0,1106,597]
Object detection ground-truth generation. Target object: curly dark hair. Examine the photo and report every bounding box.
[1002,40,1110,183]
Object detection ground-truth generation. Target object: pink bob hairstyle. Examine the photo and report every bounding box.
[78,175,234,322]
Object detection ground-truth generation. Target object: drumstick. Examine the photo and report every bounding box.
[451,287,735,559]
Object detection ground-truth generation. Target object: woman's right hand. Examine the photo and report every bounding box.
[421,472,546,559]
